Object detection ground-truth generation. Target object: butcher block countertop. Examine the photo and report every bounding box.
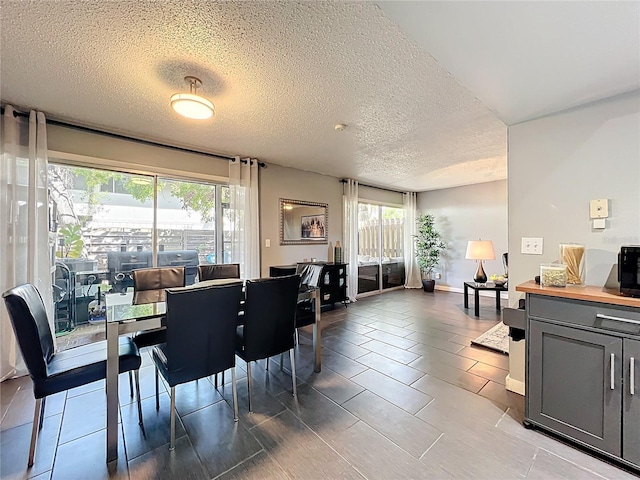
[516,280,640,308]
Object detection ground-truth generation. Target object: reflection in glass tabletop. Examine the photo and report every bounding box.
[105,292,166,323]
[106,279,317,324]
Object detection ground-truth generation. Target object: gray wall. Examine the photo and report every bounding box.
[417,180,508,291]
[508,90,640,299]
[507,90,640,391]
[260,164,343,276]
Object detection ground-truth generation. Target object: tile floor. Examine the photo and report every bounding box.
[1,289,637,479]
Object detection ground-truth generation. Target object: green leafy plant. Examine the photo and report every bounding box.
[414,214,446,280]
[57,224,85,258]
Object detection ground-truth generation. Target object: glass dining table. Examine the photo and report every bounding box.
[104,279,321,462]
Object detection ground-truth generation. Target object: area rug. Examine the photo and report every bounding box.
[471,322,509,355]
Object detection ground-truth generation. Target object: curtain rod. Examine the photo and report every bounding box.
[0,105,266,168]
[339,178,407,194]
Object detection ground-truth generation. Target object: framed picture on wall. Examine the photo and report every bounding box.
[279,198,328,245]
[301,215,325,239]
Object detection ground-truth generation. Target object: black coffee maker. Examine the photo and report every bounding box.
[619,246,640,297]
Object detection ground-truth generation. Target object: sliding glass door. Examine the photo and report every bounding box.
[357,202,405,295]
[48,161,227,344]
[49,164,155,338]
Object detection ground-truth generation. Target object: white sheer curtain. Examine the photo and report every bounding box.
[1,106,54,380]
[403,192,422,288]
[342,179,359,301]
[228,156,260,279]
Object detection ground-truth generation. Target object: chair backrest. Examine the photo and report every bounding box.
[296,263,324,288]
[294,264,323,329]
[241,275,300,362]
[157,250,199,285]
[198,264,241,281]
[163,282,244,386]
[2,284,55,380]
[132,266,186,291]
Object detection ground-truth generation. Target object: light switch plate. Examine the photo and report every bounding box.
[590,199,608,218]
[521,237,543,255]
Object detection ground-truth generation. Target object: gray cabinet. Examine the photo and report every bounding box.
[623,338,640,466]
[525,294,640,471]
[528,320,622,455]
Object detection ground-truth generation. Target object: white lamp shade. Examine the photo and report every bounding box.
[465,240,495,260]
[170,93,214,120]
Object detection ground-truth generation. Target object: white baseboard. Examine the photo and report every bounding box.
[505,375,525,396]
[435,284,509,299]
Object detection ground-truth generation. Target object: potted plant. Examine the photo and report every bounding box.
[56,224,85,259]
[414,213,446,292]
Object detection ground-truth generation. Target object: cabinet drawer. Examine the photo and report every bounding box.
[529,295,640,336]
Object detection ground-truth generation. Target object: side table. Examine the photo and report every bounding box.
[463,281,507,317]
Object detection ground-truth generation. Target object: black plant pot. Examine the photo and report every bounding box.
[422,279,436,292]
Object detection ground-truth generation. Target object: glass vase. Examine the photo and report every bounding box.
[559,243,585,285]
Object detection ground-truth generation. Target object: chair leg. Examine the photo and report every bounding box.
[247,361,253,413]
[134,370,145,431]
[169,386,176,451]
[280,353,284,371]
[265,358,269,371]
[231,367,239,422]
[289,349,297,398]
[155,367,160,411]
[28,399,42,467]
[222,370,225,385]
[295,329,299,345]
[214,372,218,388]
[38,397,46,430]
[129,370,134,398]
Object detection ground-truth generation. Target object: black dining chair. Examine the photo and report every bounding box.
[197,263,241,281]
[2,283,143,467]
[151,281,244,450]
[197,263,241,388]
[125,266,186,397]
[130,266,185,349]
[235,275,300,412]
[133,266,186,293]
[275,264,324,369]
[295,263,324,330]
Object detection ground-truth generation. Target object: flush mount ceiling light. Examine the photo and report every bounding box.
[170,76,214,120]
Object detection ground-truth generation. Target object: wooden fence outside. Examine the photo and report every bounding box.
[358,218,404,258]
[79,227,216,267]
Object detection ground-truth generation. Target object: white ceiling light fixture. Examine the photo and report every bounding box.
[170,76,214,120]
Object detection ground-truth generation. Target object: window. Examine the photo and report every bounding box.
[48,161,229,340]
[357,202,405,295]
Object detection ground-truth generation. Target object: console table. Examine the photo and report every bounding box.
[463,281,507,317]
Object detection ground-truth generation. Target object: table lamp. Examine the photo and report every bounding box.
[465,240,495,284]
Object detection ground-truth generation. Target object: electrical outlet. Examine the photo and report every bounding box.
[265,239,271,247]
[521,237,543,255]
[435,272,442,280]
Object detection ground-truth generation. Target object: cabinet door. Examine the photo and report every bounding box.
[528,320,622,455]
[623,338,640,466]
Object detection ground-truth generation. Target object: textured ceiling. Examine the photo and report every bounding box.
[0,1,506,192]
[379,1,640,126]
